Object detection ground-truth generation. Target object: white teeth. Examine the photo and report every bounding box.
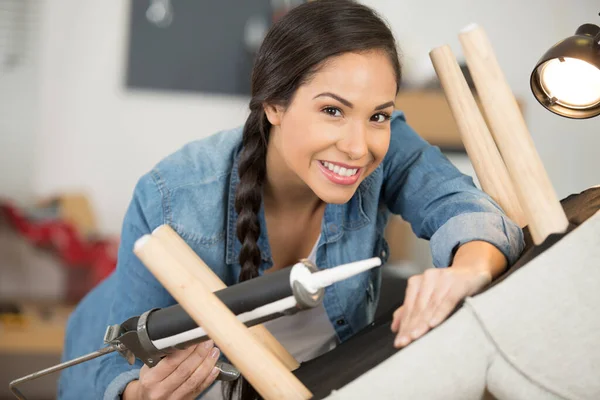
[321,161,359,178]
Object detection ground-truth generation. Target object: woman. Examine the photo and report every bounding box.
[58,1,523,399]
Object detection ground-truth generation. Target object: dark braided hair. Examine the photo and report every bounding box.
[235,108,269,282]
[226,0,402,398]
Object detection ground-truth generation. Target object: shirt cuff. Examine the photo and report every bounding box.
[429,212,524,268]
[103,369,140,400]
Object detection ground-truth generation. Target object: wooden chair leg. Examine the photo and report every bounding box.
[429,44,527,228]
[134,234,312,400]
[459,24,569,243]
[152,224,300,371]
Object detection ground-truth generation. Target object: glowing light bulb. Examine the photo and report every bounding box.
[540,57,600,108]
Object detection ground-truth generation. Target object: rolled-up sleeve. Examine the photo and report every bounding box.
[103,370,141,400]
[382,111,524,267]
[429,212,524,267]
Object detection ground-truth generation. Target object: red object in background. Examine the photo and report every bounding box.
[0,201,118,301]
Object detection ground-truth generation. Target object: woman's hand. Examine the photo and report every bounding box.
[391,241,508,348]
[123,340,221,400]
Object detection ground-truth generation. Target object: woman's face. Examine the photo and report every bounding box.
[265,50,397,204]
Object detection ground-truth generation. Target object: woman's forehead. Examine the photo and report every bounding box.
[298,52,397,105]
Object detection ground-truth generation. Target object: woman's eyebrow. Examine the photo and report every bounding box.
[374,101,395,110]
[313,92,395,110]
[313,92,353,108]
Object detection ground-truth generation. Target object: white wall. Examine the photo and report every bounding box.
[33,0,599,235]
[34,0,250,235]
[0,1,41,203]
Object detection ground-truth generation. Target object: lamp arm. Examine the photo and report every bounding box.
[596,12,600,46]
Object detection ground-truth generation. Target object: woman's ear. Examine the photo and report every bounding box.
[263,103,284,126]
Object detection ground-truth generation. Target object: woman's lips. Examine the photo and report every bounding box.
[317,160,361,186]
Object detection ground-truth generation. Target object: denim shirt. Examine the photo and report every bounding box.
[57,110,524,399]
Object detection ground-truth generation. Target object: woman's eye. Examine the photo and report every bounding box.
[371,113,391,123]
[323,107,342,117]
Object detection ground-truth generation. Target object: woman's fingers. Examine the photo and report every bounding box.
[161,340,215,390]
[193,363,221,397]
[394,269,461,348]
[171,345,221,400]
[420,274,454,329]
[392,265,495,350]
[403,269,438,339]
[137,344,204,400]
[391,305,404,333]
[394,274,421,347]
[141,343,198,384]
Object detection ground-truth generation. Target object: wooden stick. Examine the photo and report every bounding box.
[133,234,312,400]
[152,224,300,371]
[459,24,569,244]
[429,44,527,227]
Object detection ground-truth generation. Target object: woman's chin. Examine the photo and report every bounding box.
[313,185,357,205]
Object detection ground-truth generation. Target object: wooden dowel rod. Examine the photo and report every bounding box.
[459,24,569,244]
[429,44,527,227]
[133,234,312,400]
[152,224,300,371]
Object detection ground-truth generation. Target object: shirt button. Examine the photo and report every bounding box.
[329,224,338,234]
[336,318,345,326]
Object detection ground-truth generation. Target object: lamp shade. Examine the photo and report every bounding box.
[530,23,600,119]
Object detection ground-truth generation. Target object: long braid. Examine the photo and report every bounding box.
[235,108,269,282]
[223,107,269,400]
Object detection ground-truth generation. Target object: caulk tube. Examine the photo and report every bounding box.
[149,260,323,351]
[140,257,381,350]
[146,261,312,341]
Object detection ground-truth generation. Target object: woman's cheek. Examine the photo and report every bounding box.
[368,134,390,162]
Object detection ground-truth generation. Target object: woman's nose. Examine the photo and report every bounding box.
[337,123,368,161]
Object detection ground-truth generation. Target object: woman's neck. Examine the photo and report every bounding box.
[262,130,326,270]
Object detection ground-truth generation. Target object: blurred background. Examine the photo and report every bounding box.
[0,0,598,398]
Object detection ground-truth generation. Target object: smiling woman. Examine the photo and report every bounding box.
[264,51,396,207]
[57,1,524,400]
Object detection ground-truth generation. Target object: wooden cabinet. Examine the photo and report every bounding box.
[395,90,466,151]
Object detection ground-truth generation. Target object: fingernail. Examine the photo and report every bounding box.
[211,366,220,376]
[395,336,408,347]
[203,340,214,349]
[210,347,220,359]
[411,329,422,339]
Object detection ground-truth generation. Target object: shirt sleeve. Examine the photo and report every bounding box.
[381,111,524,267]
[95,170,177,399]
